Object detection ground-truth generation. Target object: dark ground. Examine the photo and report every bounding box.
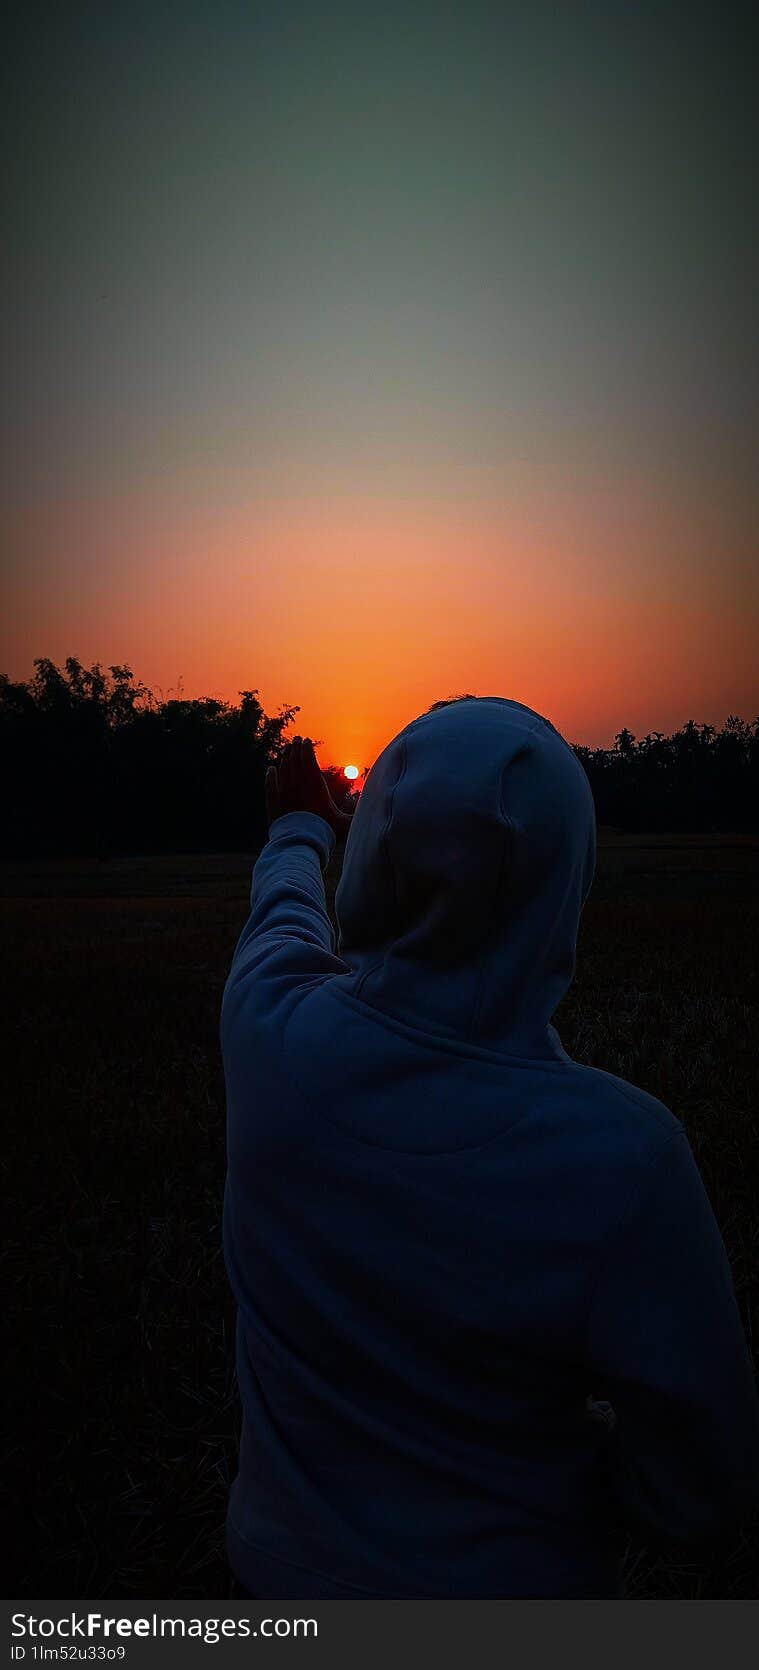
[3,834,758,1598]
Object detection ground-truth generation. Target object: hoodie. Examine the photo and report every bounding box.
[221,696,759,1598]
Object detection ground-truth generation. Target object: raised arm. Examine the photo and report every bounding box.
[221,738,352,1043]
[586,1128,759,1546]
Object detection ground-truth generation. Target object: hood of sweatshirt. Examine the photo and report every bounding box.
[334,697,596,1059]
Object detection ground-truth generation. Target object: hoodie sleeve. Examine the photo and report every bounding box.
[221,811,347,1035]
[586,1127,759,1545]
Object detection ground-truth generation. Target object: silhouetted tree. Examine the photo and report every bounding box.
[0,659,298,858]
[574,716,759,833]
[1,659,757,855]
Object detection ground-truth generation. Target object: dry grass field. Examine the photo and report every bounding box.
[3,834,758,1597]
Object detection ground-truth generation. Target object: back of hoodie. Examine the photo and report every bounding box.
[221,698,759,1598]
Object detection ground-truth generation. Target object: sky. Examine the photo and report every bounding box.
[3,0,757,770]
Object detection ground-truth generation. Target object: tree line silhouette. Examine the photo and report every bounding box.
[1,658,756,858]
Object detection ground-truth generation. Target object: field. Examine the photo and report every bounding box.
[3,835,759,1598]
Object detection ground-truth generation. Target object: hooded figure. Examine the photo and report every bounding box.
[221,697,759,1599]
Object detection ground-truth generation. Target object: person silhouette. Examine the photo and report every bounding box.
[220,700,759,1599]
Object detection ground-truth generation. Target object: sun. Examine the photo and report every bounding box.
[343,764,359,780]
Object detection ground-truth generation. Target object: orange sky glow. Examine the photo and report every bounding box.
[5,4,758,779]
[3,483,756,773]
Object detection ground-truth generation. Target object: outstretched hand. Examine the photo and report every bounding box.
[265,736,355,839]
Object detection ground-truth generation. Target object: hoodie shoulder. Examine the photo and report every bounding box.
[536,1057,690,1251]
[565,1056,683,1147]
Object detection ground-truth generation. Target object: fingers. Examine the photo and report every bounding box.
[284,736,301,773]
[301,735,324,790]
[265,762,279,825]
[280,738,299,795]
[284,735,316,791]
[272,737,304,819]
[275,735,321,815]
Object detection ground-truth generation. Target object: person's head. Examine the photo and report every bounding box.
[334,695,596,1057]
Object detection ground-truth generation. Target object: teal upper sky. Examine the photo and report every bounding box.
[6,0,757,505]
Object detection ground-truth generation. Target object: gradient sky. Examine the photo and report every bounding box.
[3,0,757,769]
